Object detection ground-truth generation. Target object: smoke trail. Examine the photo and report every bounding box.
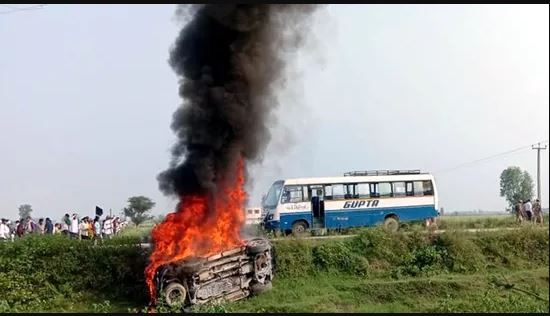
[158,4,319,199]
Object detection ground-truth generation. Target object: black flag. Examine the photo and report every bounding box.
[95,206,103,217]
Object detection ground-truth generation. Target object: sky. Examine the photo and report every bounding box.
[0,4,548,221]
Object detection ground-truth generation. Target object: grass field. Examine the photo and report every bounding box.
[217,268,549,313]
[57,267,549,313]
[1,217,547,313]
[148,226,550,313]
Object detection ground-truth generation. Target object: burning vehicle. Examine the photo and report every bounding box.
[145,4,318,309]
[153,238,274,308]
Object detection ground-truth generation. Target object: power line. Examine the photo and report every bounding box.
[433,140,549,174]
[0,4,46,15]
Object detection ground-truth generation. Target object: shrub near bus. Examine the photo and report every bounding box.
[262,170,439,234]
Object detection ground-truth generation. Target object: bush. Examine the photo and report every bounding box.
[1,226,547,312]
[311,241,369,276]
[351,228,415,268]
[274,227,548,280]
[0,235,148,311]
[271,239,315,277]
[474,227,549,268]
[434,232,485,273]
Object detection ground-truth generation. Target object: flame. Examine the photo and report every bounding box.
[144,158,246,304]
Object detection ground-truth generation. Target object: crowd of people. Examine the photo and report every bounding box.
[514,198,544,224]
[0,213,128,242]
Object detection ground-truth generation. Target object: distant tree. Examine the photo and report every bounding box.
[123,196,155,227]
[18,204,33,219]
[499,166,535,209]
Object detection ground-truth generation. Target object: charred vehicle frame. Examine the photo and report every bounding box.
[153,237,275,308]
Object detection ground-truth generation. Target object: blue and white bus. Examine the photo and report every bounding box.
[261,170,439,234]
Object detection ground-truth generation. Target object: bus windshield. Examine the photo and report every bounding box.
[263,181,283,209]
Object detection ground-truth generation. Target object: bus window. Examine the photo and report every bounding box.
[254,209,260,214]
[324,185,333,200]
[302,186,310,201]
[310,185,323,199]
[369,183,380,198]
[406,182,414,196]
[345,184,354,199]
[379,182,392,198]
[264,181,283,208]
[413,181,424,196]
[281,185,304,203]
[355,183,369,198]
[392,182,406,197]
[332,184,345,200]
[422,180,434,196]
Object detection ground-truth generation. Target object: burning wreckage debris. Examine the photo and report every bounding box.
[145,4,319,310]
[154,238,274,309]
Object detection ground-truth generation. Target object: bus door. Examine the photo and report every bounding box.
[310,185,325,229]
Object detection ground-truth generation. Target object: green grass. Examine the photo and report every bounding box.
[1,224,547,313]
[218,268,548,313]
[437,214,515,230]
[438,214,549,229]
[32,268,548,313]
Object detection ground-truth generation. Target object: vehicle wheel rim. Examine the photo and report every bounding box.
[165,286,186,306]
[254,253,271,283]
[169,289,182,301]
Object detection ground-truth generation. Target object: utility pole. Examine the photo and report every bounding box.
[532,142,547,202]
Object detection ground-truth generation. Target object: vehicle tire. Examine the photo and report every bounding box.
[246,238,271,254]
[163,282,187,307]
[291,221,308,236]
[383,216,399,232]
[249,281,273,296]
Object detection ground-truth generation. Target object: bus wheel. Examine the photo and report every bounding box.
[383,216,399,232]
[291,221,308,236]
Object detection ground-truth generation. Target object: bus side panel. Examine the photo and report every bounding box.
[275,196,438,230]
[325,209,373,229]
[371,205,438,225]
[324,205,437,229]
[278,211,311,231]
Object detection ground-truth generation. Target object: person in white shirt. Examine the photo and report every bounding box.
[523,200,533,222]
[102,216,113,239]
[8,220,16,241]
[0,219,10,241]
[61,222,69,235]
[69,213,80,239]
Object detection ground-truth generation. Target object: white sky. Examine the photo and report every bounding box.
[0,4,548,220]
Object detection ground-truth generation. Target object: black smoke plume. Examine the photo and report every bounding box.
[158,4,319,197]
